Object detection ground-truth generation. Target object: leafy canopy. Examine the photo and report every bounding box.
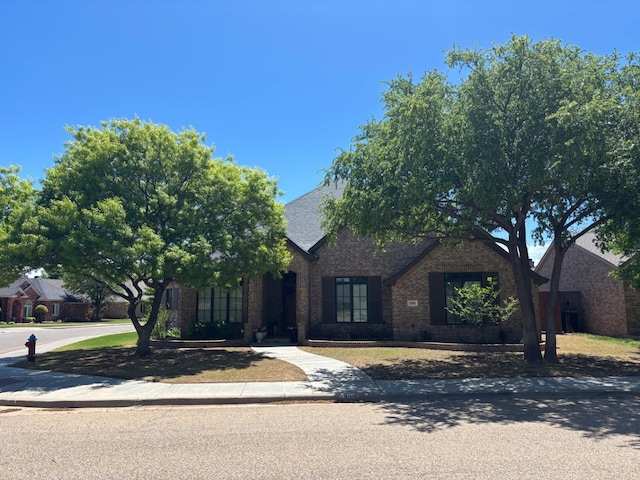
[323,35,638,362]
[0,165,36,286]
[27,118,291,354]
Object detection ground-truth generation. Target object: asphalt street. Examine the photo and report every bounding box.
[1,398,638,479]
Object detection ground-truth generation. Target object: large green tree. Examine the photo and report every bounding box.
[593,54,640,292]
[323,35,638,362]
[0,165,36,286]
[28,118,291,355]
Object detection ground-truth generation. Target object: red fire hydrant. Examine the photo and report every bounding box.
[25,334,37,362]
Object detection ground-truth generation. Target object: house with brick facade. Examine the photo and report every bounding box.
[535,232,640,338]
[175,182,545,344]
[0,277,90,322]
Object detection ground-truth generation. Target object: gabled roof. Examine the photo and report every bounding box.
[385,239,548,286]
[0,277,76,302]
[535,232,628,272]
[284,181,346,252]
[574,232,628,268]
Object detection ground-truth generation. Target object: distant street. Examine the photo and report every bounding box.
[1,395,638,479]
[0,323,135,357]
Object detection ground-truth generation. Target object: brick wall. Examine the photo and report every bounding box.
[390,240,528,343]
[537,246,628,337]
[624,285,640,336]
[307,230,429,339]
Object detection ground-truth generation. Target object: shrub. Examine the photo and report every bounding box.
[151,307,170,340]
[34,305,49,314]
[446,278,519,326]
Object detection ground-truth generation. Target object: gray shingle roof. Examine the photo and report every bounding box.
[284,181,346,252]
[575,232,628,268]
[0,277,74,301]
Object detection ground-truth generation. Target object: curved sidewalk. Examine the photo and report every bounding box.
[1,346,640,408]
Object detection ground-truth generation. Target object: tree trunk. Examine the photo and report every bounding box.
[130,283,168,357]
[509,236,543,363]
[543,239,566,363]
[136,327,153,357]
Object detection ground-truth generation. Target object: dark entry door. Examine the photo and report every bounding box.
[282,272,296,329]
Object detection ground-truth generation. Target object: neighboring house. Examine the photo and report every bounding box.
[175,183,545,343]
[0,277,90,322]
[535,232,640,338]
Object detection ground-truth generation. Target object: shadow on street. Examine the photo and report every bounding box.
[378,393,640,449]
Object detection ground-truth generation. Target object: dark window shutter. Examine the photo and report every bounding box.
[322,277,335,324]
[429,272,446,325]
[367,276,382,324]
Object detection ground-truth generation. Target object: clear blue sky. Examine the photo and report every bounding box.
[1,0,638,260]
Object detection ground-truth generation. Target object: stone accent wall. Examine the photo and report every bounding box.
[390,240,527,343]
[537,247,628,337]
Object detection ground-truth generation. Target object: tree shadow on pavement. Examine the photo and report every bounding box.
[378,393,640,449]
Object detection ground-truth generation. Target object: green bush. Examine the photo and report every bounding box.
[34,305,49,314]
[446,278,519,326]
[151,308,170,340]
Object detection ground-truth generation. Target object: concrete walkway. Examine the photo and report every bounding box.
[1,345,640,408]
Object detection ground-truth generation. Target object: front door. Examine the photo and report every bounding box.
[282,271,296,330]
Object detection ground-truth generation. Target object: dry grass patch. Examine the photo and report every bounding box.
[300,334,640,380]
[13,347,308,383]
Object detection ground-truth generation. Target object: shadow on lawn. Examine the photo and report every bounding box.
[13,347,268,381]
[379,393,640,449]
[361,352,640,380]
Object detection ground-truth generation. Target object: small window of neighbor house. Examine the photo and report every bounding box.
[53,304,60,317]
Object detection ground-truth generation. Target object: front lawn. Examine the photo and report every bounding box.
[12,333,640,383]
[300,334,640,379]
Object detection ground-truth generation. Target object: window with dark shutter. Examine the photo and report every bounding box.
[322,276,381,323]
[322,277,336,324]
[428,272,446,325]
[367,276,383,324]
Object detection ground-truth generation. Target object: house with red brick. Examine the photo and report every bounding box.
[535,232,640,338]
[0,277,90,322]
[175,183,545,344]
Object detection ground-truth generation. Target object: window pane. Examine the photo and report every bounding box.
[353,283,368,323]
[334,277,368,323]
[336,283,351,322]
[228,286,243,323]
[197,288,212,323]
[213,288,227,323]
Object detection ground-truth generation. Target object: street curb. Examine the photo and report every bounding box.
[3,386,639,408]
[0,394,338,408]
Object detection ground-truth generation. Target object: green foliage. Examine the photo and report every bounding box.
[187,319,239,340]
[445,279,519,326]
[151,307,170,340]
[22,117,291,355]
[0,166,36,285]
[323,35,640,362]
[63,276,114,320]
[34,305,49,314]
